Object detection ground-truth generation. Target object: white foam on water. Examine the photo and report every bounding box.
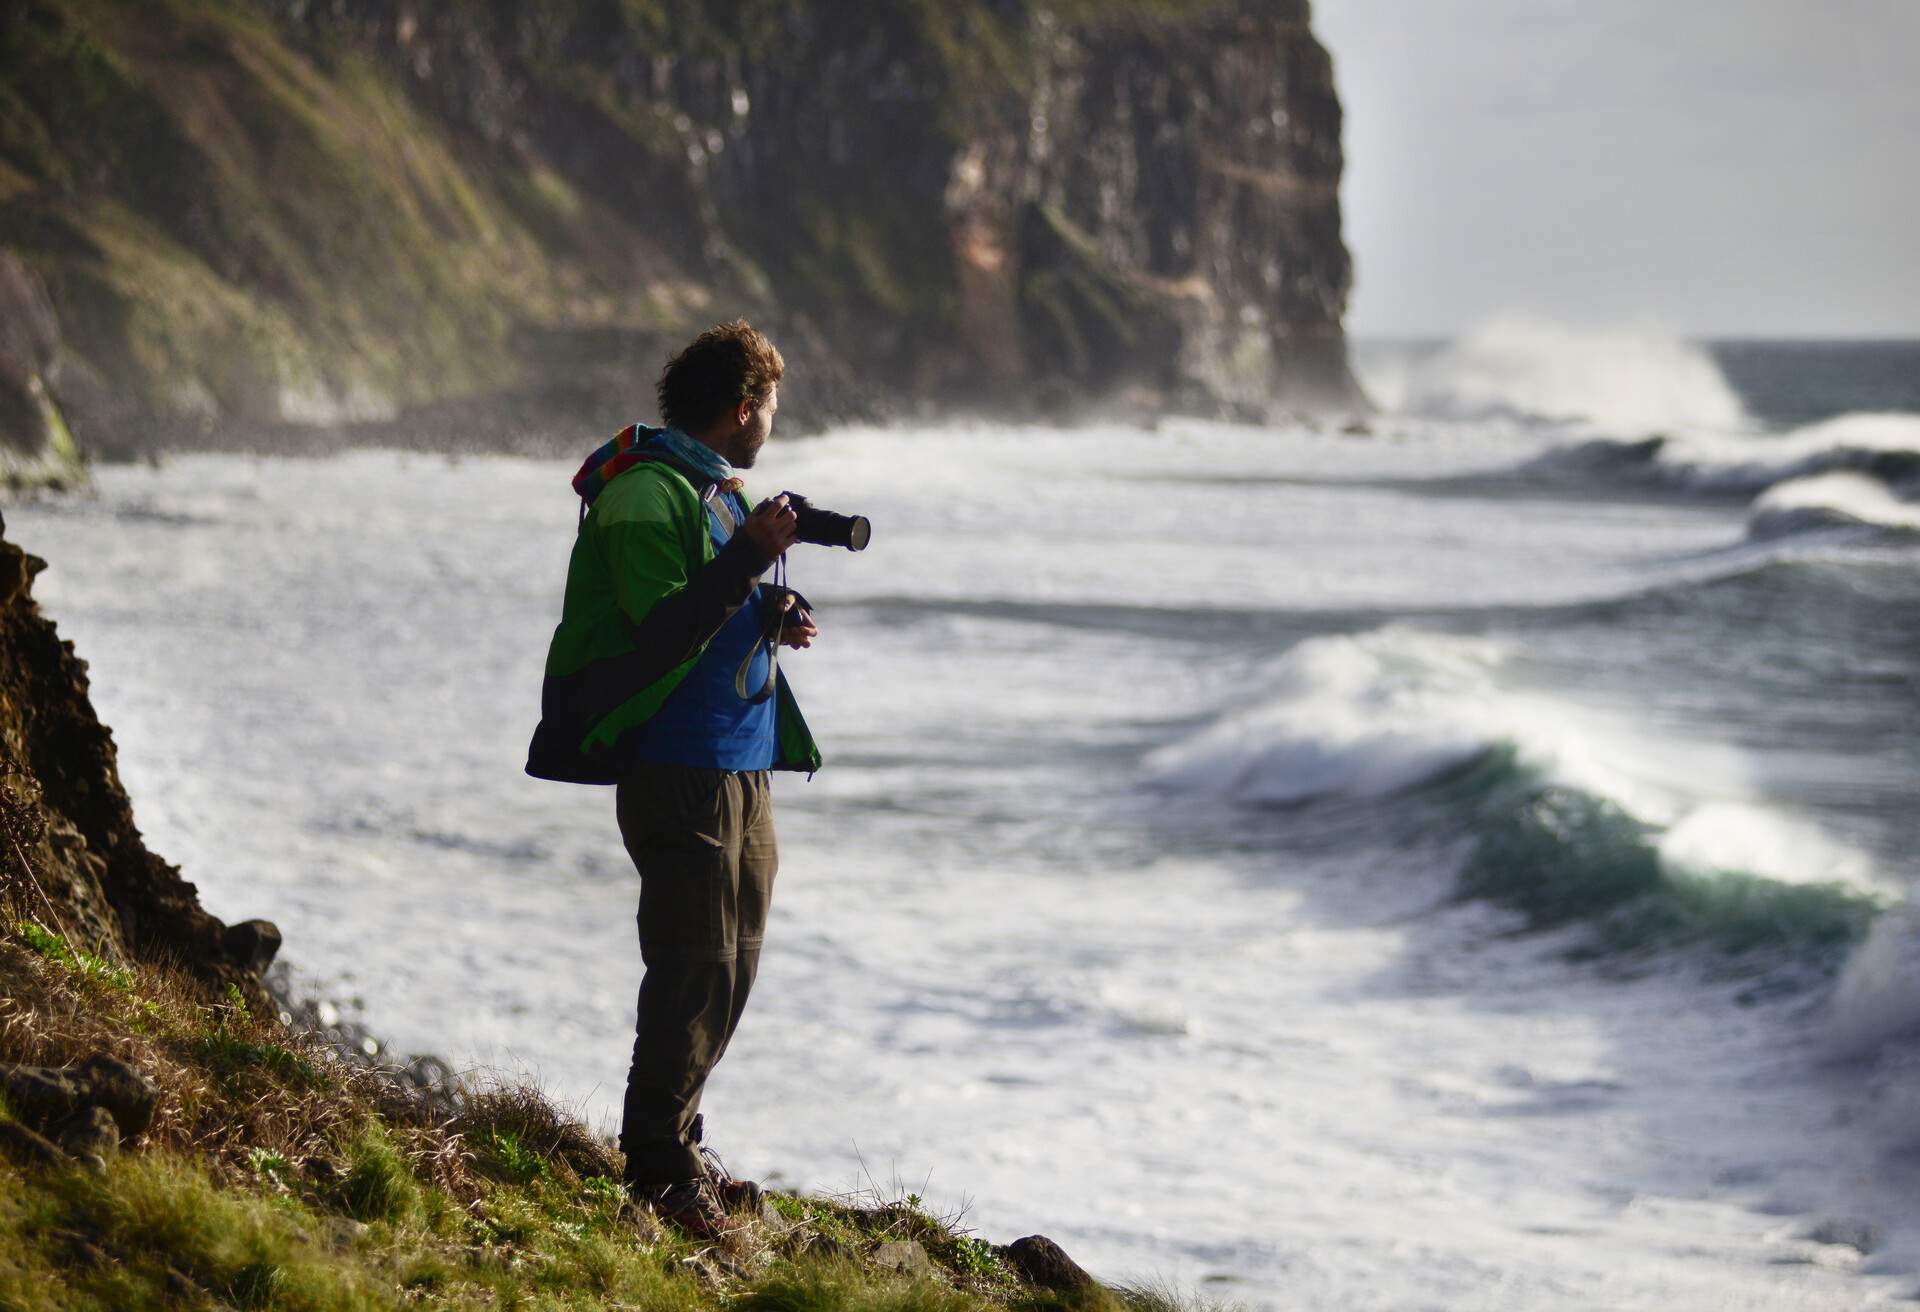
[1558,411,1920,498]
[1748,471,1920,538]
[5,431,1911,1310]
[1394,315,1749,433]
[1143,629,1498,803]
[1677,412,1920,488]
[1828,903,1920,1063]
[1656,803,1886,891]
[1148,627,1890,896]
[749,417,1740,616]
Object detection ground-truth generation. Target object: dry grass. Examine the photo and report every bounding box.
[0,915,476,1196]
[449,1078,623,1187]
[0,919,1226,1312]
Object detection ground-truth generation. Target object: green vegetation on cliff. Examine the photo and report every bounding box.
[0,0,1357,456]
[0,918,1199,1312]
[2,0,659,431]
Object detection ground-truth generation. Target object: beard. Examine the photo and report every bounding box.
[729,421,770,468]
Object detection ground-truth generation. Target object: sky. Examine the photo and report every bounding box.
[1309,0,1920,339]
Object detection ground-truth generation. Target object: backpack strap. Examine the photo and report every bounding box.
[702,481,741,539]
[580,445,777,703]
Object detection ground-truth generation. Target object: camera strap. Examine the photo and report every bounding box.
[734,554,789,705]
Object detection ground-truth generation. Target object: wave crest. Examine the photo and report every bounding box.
[1148,628,1887,967]
[1145,631,1498,804]
[1747,471,1920,541]
[1528,411,1920,501]
[1392,317,1748,433]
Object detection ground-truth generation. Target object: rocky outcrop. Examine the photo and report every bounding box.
[0,252,86,485]
[946,2,1357,412]
[0,1051,158,1170]
[0,512,277,1003]
[1005,1234,1098,1291]
[0,0,1358,452]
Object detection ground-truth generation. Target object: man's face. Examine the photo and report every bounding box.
[728,386,778,469]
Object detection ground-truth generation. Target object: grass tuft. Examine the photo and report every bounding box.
[335,1123,419,1224]
[14,920,138,992]
[450,1078,622,1185]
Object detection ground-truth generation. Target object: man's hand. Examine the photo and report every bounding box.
[779,593,819,649]
[743,495,799,559]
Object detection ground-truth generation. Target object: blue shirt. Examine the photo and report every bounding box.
[623,488,777,770]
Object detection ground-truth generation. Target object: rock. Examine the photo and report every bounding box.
[0,1063,89,1126]
[1341,419,1373,437]
[74,1053,158,1140]
[0,540,36,607]
[0,253,60,382]
[806,1232,853,1260]
[325,1217,370,1249]
[0,1119,67,1168]
[0,1052,159,1144]
[871,1239,935,1279]
[401,1053,456,1093]
[1006,1234,1096,1291]
[0,2,1359,455]
[0,517,277,1006]
[55,1105,120,1167]
[0,251,64,460]
[223,919,283,975]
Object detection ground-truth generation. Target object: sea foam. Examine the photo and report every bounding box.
[1530,411,1920,502]
[1147,627,1887,898]
[1747,471,1920,540]
[1393,316,1748,433]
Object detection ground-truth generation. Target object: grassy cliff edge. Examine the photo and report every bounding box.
[0,917,1201,1312]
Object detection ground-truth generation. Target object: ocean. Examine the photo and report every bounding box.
[10,323,1920,1309]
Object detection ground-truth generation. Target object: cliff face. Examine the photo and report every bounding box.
[966,1,1354,410]
[0,0,1358,459]
[0,512,277,1004]
[0,250,84,484]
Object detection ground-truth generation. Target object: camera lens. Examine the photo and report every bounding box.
[781,492,871,551]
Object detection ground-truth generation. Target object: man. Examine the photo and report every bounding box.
[526,320,822,1238]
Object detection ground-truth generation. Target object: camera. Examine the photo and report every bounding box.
[781,493,870,552]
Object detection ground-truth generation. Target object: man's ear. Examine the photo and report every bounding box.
[736,400,752,427]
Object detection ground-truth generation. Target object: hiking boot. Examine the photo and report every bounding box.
[631,1177,741,1240]
[690,1114,765,1213]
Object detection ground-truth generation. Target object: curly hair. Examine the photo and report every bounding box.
[656,320,785,435]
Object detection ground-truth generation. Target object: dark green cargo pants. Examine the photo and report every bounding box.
[615,764,777,1187]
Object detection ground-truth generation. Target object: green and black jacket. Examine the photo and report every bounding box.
[525,442,822,784]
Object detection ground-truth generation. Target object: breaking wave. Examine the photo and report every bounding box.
[1388,317,1748,433]
[1526,411,1920,501]
[1747,472,1920,542]
[1148,628,1886,969]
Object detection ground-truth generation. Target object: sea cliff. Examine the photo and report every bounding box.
[0,510,278,1002]
[0,0,1358,469]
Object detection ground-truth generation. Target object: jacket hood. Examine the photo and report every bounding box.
[571,423,665,508]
